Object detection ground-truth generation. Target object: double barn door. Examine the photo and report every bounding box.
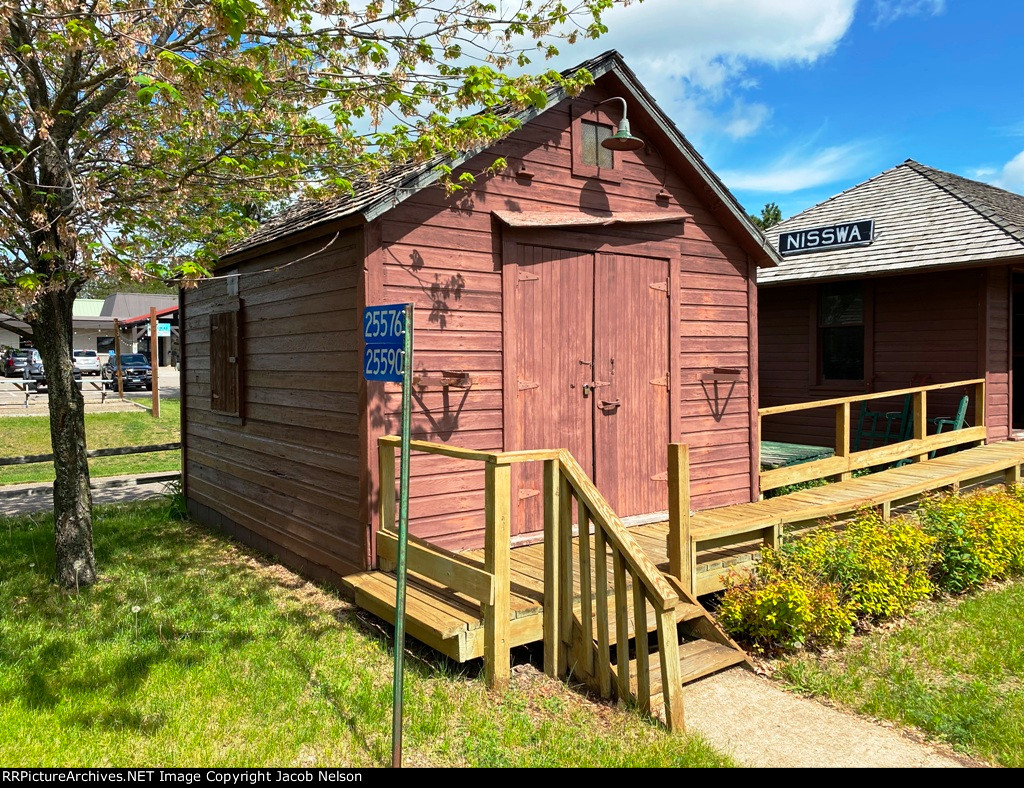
[511,242,671,534]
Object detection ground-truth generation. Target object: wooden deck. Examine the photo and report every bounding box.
[345,439,1024,662]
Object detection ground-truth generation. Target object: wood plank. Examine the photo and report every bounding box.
[376,530,494,605]
[656,608,684,732]
[593,527,612,697]
[543,458,560,678]
[558,472,574,678]
[667,443,691,590]
[613,551,630,703]
[758,378,985,416]
[578,498,595,677]
[484,462,512,690]
[632,571,651,714]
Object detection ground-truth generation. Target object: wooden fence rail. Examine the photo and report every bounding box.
[0,442,182,467]
[758,378,986,492]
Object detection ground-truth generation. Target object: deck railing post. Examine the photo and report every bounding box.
[377,441,397,571]
[976,380,987,445]
[483,460,511,691]
[667,443,693,595]
[836,401,852,481]
[542,458,561,678]
[913,390,928,462]
[557,471,574,678]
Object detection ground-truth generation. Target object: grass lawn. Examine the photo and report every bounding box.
[775,581,1024,767]
[0,501,733,767]
[0,400,180,486]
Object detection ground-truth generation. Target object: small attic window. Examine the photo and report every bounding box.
[571,104,620,183]
[581,121,614,169]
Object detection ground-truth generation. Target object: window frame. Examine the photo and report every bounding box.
[571,102,621,184]
[810,280,873,390]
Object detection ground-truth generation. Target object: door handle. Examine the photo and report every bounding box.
[598,398,621,411]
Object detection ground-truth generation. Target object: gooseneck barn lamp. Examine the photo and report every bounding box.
[597,97,645,152]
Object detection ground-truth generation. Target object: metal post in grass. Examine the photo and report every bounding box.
[391,303,413,769]
[113,318,124,400]
[150,307,160,419]
[361,301,413,768]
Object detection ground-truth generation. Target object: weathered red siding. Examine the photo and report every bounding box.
[759,267,1011,447]
[368,84,758,551]
[184,230,366,581]
[185,79,763,577]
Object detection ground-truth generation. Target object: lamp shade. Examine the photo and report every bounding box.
[601,118,644,152]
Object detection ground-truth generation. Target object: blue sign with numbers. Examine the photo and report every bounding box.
[362,304,409,382]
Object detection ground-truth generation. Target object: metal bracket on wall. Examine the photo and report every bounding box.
[413,370,473,389]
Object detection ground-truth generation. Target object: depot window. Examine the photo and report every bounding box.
[818,281,866,382]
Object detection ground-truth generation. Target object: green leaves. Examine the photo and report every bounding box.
[133,76,182,106]
[212,0,260,44]
[0,0,624,291]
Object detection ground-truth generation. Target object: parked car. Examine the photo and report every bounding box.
[73,349,102,376]
[102,353,153,391]
[22,350,83,392]
[2,349,31,378]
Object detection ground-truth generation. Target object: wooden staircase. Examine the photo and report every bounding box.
[565,563,750,721]
[346,436,750,733]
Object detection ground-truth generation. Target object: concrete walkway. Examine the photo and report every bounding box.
[683,668,978,768]
[0,472,176,517]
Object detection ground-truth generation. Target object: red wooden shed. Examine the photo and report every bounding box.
[181,51,779,586]
[759,160,1024,446]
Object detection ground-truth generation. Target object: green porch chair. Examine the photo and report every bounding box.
[855,394,913,450]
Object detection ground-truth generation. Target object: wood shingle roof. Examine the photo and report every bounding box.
[759,159,1024,285]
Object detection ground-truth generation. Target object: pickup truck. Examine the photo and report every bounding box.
[102,353,153,391]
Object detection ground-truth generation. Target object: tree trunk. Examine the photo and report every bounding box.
[31,288,96,590]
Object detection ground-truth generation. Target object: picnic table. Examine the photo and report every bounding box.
[760,440,836,470]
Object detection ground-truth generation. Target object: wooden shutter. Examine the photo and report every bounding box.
[210,308,242,417]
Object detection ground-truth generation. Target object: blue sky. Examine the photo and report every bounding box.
[546,0,1024,219]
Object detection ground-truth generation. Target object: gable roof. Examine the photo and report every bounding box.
[759,159,1024,286]
[101,293,178,319]
[226,50,779,267]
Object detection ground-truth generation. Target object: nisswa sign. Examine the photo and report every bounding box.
[778,219,874,256]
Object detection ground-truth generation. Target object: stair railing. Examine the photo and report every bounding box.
[551,450,684,730]
[377,436,685,730]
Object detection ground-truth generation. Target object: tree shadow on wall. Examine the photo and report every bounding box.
[398,248,465,329]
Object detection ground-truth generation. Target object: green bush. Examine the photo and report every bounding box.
[718,555,854,651]
[918,487,1024,593]
[720,486,1024,653]
[784,512,934,619]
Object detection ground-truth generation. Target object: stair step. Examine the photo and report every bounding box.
[644,640,748,697]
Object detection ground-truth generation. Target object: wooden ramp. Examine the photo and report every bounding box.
[345,440,1024,657]
[687,440,1024,594]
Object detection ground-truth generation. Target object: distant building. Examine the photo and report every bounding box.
[0,292,178,365]
[758,159,1024,446]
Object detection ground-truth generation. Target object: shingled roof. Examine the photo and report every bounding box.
[226,50,779,267]
[759,159,1024,285]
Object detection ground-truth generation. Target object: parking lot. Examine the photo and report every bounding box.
[0,367,180,415]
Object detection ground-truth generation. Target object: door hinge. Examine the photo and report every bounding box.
[651,472,669,482]
[518,271,539,282]
[649,281,668,294]
[650,376,668,388]
[519,488,540,500]
[518,378,539,391]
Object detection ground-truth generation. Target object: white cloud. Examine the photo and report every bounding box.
[986,150,1024,193]
[718,141,874,193]
[873,0,946,26]
[543,0,857,144]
